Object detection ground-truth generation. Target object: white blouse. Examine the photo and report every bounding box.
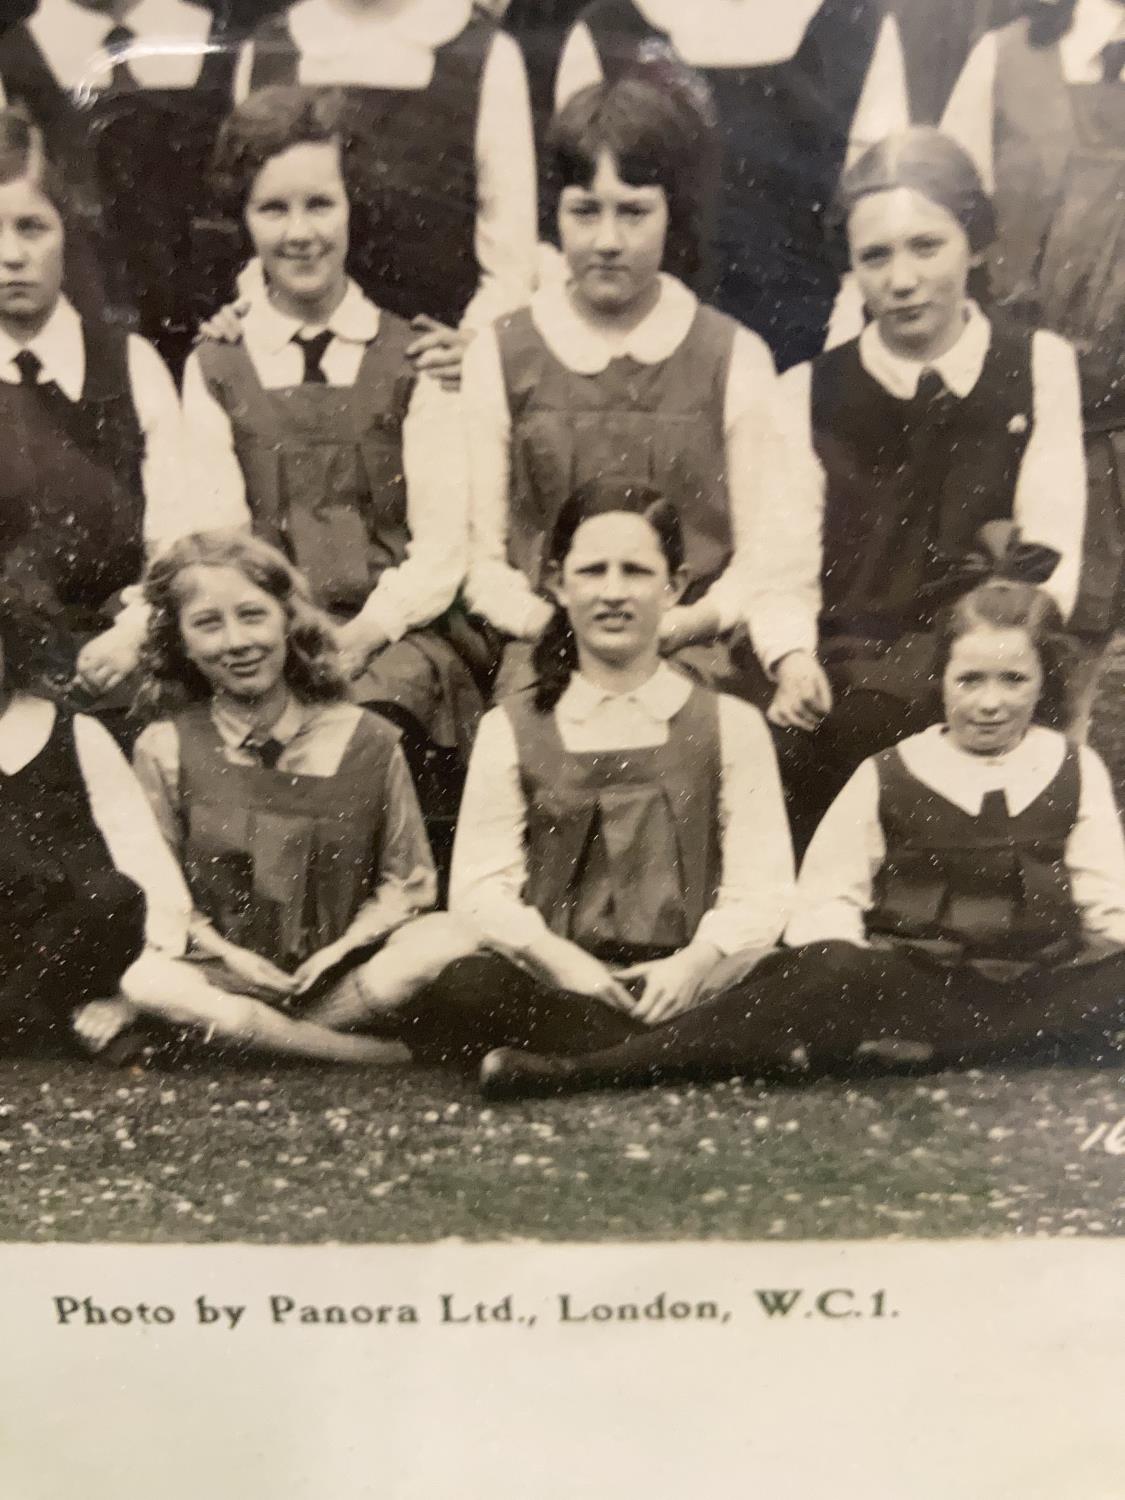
[450,662,795,957]
[750,303,1087,672]
[462,273,783,639]
[787,723,1125,949]
[180,279,469,644]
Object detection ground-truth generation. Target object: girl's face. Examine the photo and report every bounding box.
[176,564,289,705]
[942,624,1043,756]
[558,151,669,319]
[0,177,64,335]
[552,511,682,671]
[245,141,349,321]
[848,186,974,362]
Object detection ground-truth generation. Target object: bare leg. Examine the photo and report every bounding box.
[121,954,410,1065]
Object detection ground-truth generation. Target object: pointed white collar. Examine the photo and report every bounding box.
[631,0,824,66]
[0,295,85,401]
[28,0,212,92]
[858,300,991,401]
[241,278,381,357]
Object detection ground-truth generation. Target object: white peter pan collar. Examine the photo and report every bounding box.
[211,691,306,751]
[1060,0,1125,83]
[859,300,991,401]
[557,662,691,726]
[0,295,85,401]
[243,278,380,357]
[632,0,825,67]
[896,723,1067,817]
[0,694,57,776]
[531,274,698,375]
[29,0,212,93]
[286,0,473,87]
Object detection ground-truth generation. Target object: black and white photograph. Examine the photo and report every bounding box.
[0,0,1123,1485]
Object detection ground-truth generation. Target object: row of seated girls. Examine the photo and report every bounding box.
[0,9,1123,1093]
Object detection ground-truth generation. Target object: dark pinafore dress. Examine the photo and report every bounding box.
[989,17,1125,635]
[504,684,722,963]
[496,300,751,693]
[0,17,237,377]
[246,9,496,328]
[869,741,1083,979]
[194,318,485,754]
[0,708,146,1029]
[176,705,398,973]
[0,319,146,704]
[578,0,883,370]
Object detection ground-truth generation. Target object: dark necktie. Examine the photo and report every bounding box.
[12,348,41,387]
[977,788,1011,834]
[243,735,285,769]
[912,367,948,407]
[1101,38,1125,82]
[293,329,333,385]
[103,24,140,94]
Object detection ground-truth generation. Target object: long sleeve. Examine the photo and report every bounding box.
[1069,748,1125,946]
[940,29,999,190]
[461,29,537,331]
[448,706,551,951]
[784,758,885,948]
[1015,330,1086,621]
[340,744,438,943]
[700,327,783,633]
[846,12,910,163]
[354,375,469,641]
[744,360,824,670]
[75,715,191,956]
[179,349,256,537]
[462,323,550,637]
[695,698,795,953]
[553,19,603,109]
[132,719,219,950]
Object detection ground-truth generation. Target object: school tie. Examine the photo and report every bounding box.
[243,734,285,769]
[912,367,948,407]
[103,24,140,94]
[12,348,42,387]
[1101,39,1125,82]
[976,788,1011,833]
[293,329,334,385]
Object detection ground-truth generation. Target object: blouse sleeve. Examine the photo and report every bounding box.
[1068,748,1125,947]
[76,715,191,956]
[448,706,551,951]
[940,29,1000,192]
[553,21,604,110]
[784,758,885,948]
[846,11,910,163]
[695,697,795,954]
[179,348,256,539]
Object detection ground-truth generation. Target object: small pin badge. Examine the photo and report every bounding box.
[1008,413,1029,434]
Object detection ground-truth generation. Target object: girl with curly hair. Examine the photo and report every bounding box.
[91,530,460,1063]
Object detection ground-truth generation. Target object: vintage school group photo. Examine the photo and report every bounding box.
[0,0,1122,1241]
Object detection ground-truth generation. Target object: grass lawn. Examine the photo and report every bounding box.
[1,643,1123,1244]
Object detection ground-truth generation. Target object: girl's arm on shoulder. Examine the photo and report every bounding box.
[76,716,191,956]
[785,757,885,948]
[1068,746,1125,947]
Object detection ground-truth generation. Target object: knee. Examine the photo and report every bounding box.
[384,912,482,964]
[787,940,871,985]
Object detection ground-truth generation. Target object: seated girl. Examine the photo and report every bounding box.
[479,579,1125,1098]
[182,86,484,809]
[111,531,457,1065]
[0,560,189,1055]
[751,126,1087,849]
[0,107,188,727]
[461,74,783,702]
[397,478,795,1065]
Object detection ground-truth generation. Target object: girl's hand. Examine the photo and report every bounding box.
[292,939,354,996]
[406,315,468,391]
[197,299,250,345]
[767,651,832,733]
[75,627,140,697]
[530,934,637,1015]
[335,617,389,681]
[221,945,297,999]
[618,942,722,1026]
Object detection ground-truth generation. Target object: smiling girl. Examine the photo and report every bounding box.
[182,87,483,806]
[396,478,794,1065]
[463,75,782,701]
[481,579,1125,1098]
[751,127,1087,848]
[108,530,452,1063]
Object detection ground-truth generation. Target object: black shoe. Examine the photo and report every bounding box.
[479,1047,576,1101]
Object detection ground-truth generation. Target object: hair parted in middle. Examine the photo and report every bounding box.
[530,478,684,713]
[135,530,348,718]
[548,74,718,284]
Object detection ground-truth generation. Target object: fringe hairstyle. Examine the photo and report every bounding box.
[134,530,348,719]
[530,478,684,713]
[0,106,72,218]
[933,579,1072,731]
